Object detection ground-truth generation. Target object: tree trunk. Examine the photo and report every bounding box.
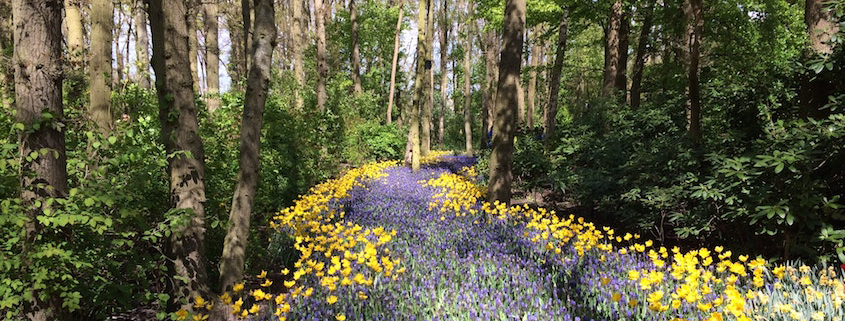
[527,28,540,129]
[149,0,211,312]
[292,0,304,109]
[227,0,245,87]
[315,0,328,110]
[242,0,251,71]
[799,0,839,118]
[203,0,221,111]
[438,0,449,149]
[134,0,151,89]
[350,0,362,95]
[219,0,276,292]
[188,0,201,92]
[488,0,524,205]
[13,0,67,319]
[64,0,85,67]
[630,4,653,110]
[683,0,702,145]
[387,0,404,124]
[463,0,473,155]
[0,0,11,109]
[421,0,433,156]
[616,8,630,99]
[544,13,568,140]
[409,0,430,171]
[482,29,498,148]
[90,0,114,135]
[602,0,623,98]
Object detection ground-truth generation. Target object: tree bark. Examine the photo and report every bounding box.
[408,0,430,171]
[90,0,114,135]
[616,8,630,99]
[463,0,473,155]
[630,4,653,110]
[527,27,540,129]
[799,0,840,118]
[203,0,221,111]
[0,0,11,109]
[438,0,449,149]
[219,0,276,292]
[64,0,85,67]
[315,0,328,110]
[544,13,568,140]
[482,29,499,148]
[387,0,404,124]
[488,0,524,205]
[350,0,362,95]
[149,0,211,312]
[602,0,624,98]
[292,0,305,109]
[227,0,246,87]
[242,0,251,71]
[683,0,702,146]
[421,0,434,155]
[188,0,201,92]
[134,0,151,89]
[13,0,67,319]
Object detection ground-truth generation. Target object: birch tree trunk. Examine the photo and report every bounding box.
[149,0,211,311]
[408,0,430,171]
[90,0,114,135]
[14,0,67,319]
[219,0,276,292]
[292,0,305,109]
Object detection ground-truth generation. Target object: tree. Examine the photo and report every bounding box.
[387,0,405,124]
[219,0,276,292]
[630,3,653,110]
[602,0,628,98]
[350,0,363,95]
[315,0,328,110]
[134,0,151,89]
[438,0,450,148]
[526,26,541,129]
[0,0,13,109]
[683,0,702,145]
[149,0,211,311]
[292,0,305,109]
[482,29,499,148]
[421,0,434,155]
[64,0,85,67]
[409,0,431,171]
[488,0,525,205]
[13,0,67,319]
[544,12,568,140]
[203,0,221,111]
[90,0,114,135]
[799,0,840,118]
[188,0,201,91]
[463,0,474,154]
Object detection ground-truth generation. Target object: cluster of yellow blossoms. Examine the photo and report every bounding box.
[194,161,405,320]
[424,165,845,321]
[419,150,455,164]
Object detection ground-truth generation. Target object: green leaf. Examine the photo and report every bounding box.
[83,198,95,207]
[108,136,117,144]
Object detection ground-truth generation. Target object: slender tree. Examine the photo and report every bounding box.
[64,0,85,67]
[292,0,305,109]
[134,0,151,89]
[188,0,201,91]
[602,0,624,98]
[315,0,328,110]
[13,0,67,319]
[220,0,276,292]
[421,0,434,155]
[488,0,525,205]
[799,0,840,118]
[204,0,221,111]
[463,0,474,154]
[90,0,114,135]
[683,0,702,145]
[482,29,499,148]
[630,3,653,110]
[544,12,568,140]
[387,0,405,124]
[526,27,541,129]
[409,0,430,171]
[438,0,450,148]
[350,0,363,94]
[0,0,11,109]
[149,0,211,311]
